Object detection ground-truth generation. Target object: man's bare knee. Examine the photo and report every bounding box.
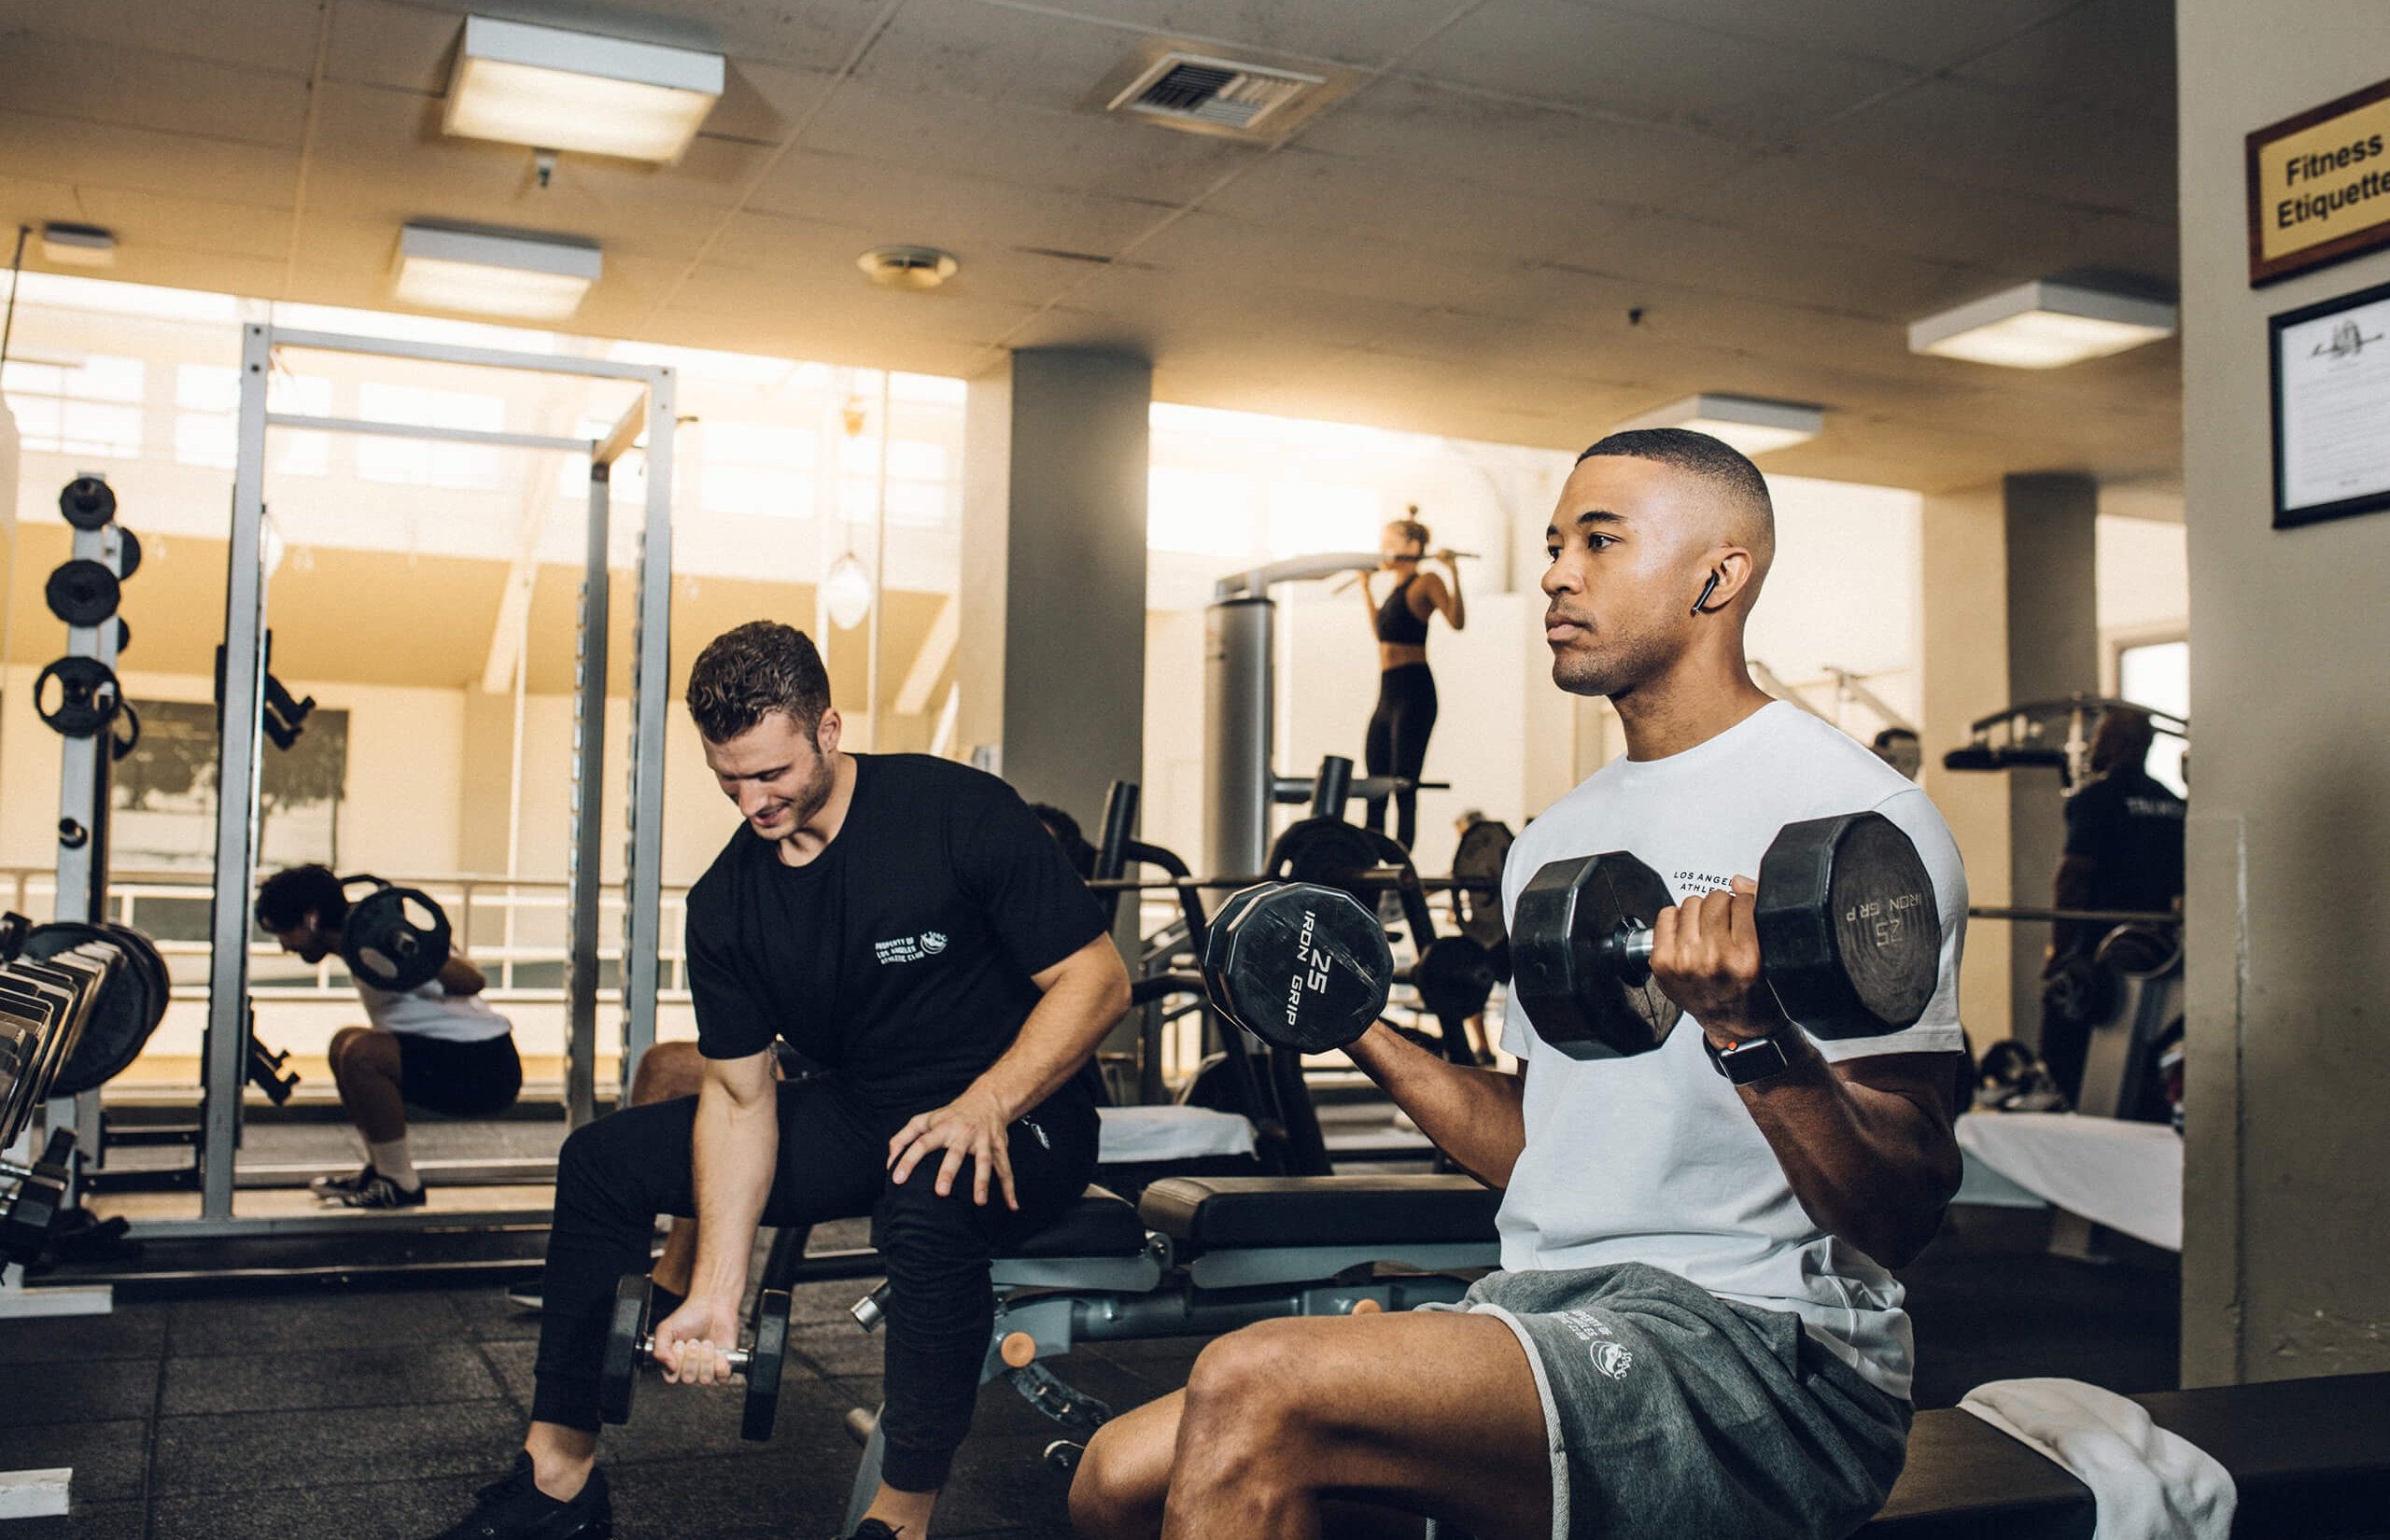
[1183,1322,1314,1449]
[629,1040,705,1105]
[1071,1415,1172,1539]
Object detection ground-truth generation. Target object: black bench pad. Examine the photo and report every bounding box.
[1138,1175,1501,1249]
[1863,1371,2390,1538]
[1004,1185,1146,1258]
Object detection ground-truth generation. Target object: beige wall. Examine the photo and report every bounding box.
[2176,0,2390,1384]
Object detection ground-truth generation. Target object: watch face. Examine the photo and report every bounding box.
[1720,1035,1792,1085]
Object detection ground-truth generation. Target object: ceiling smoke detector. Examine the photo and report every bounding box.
[858,245,958,291]
[1088,45,1346,141]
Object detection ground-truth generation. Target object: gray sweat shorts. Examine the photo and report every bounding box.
[1420,1262,1911,1540]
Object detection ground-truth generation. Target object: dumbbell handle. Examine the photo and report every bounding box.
[1600,925,1658,978]
[636,1333,752,1372]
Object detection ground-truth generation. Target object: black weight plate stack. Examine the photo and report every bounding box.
[104,925,172,1020]
[1201,883,1392,1055]
[742,1290,792,1441]
[45,560,121,627]
[1510,852,1681,1056]
[1450,819,1514,951]
[343,885,453,992]
[33,656,120,738]
[1265,817,1385,906]
[58,477,116,531]
[1754,812,1942,1040]
[599,1274,649,1424]
[24,924,161,1097]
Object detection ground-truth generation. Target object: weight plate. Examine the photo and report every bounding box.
[0,982,68,1138]
[599,1274,649,1425]
[116,528,141,581]
[116,618,132,654]
[104,924,172,1017]
[1413,935,1497,1021]
[58,477,116,531]
[1509,852,1680,1057]
[742,1290,791,1441]
[1265,818,1385,905]
[1201,882,1391,1055]
[109,701,141,763]
[28,923,161,1097]
[1450,819,1514,950]
[45,559,121,626]
[2094,925,2181,981]
[343,884,453,993]
[33,656,120,738]
[1754,812,1942,1039]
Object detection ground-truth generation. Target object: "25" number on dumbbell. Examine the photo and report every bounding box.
[1201,811,1942,1058]
[598,1274,794,1442]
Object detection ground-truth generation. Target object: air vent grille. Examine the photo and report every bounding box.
[1111,51,1326,133]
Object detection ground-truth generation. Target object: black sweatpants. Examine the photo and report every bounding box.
[1363,662,1439,851]
[531,1073,1099,1491]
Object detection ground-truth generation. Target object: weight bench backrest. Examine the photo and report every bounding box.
[1862,1371,2390,1538]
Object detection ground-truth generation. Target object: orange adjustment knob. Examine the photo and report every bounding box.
[1349,1298,1384,1315]
[1000,1331,1038,1367]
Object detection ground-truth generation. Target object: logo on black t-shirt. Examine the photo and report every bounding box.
[921,931,949,954]
[874,932,947,966]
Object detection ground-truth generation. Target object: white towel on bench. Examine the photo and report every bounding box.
[1960,1378,2235,1540]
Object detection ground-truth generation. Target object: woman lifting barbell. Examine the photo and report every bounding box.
[1355,510,1466,852]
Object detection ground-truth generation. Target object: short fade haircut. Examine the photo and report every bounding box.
[686,621,833,743]
[256,863,346,931]
[1577,427,1775,553]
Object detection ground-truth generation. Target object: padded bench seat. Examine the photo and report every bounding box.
[1862,1371,2390,1539]
[1138,1175,1502,1250]
[1002,1185,1148,1259]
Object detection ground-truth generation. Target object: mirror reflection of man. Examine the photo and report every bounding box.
[2040,707,2186,1103]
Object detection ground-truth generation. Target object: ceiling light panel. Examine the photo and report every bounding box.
[445,15,724,163]
[1909,280,2177,370]
[1613,394,1825,456]
[394,224,602,320]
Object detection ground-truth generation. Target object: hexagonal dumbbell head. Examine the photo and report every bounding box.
[1201,882,1393,1055]
[1753,811,1942,1039]
[1508,851,1683,1057]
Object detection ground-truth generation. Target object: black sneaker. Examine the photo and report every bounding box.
[831,1522,905,1540]
[309,1163,378,1197]
[332,1172,427,1210]
[431,1453,612,1539]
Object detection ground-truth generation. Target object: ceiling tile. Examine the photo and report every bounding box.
[1132,210,1529,309]
[1578,213,2001,321]
[0,108,300,208]
[0,0,329,75]
[1399,0,1919,145]
[850,0,1151,115]
[72,188,297,261]
[704,58,842,143]
[1953,0,2174,129]
[748,148,1171,256]
[0,34,314,151]
[991,0,1488,69]
[327,0,895,73]
[1581,0,2086,75]
[324,0,457,94]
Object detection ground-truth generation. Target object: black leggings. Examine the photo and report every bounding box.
[1363,663,1439,850]
[532,1074,1099,1491]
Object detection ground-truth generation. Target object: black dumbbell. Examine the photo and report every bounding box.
[340,882,453,993]
[1202,811,1940,1059]
[598,1274,792,1442]
[1200,886,1498,1054]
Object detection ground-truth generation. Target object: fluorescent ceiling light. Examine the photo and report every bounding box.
[394,224,602,320]
[1909,280,2176,369]
[41,222,115,268]
[445,15,724,163]
[1612,393,1825,456]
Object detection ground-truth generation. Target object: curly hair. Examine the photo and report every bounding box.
[685,621,833,743]
[256,863,347,931]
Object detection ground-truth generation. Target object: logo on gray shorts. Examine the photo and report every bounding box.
[1590,1341,1634,1379]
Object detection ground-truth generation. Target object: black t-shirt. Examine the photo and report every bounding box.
[684,753,1108,1114]
[2062,767,2187,916]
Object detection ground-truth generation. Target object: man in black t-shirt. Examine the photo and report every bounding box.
[429,622,1130,1540]
[2040,706,2186,1101]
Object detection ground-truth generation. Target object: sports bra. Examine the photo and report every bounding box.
[1375,575,1430,646]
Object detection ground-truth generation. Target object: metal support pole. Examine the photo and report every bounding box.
[1203,595,1274,888]
[564,461,610,1130]
[618,371,675,1096]
[52,516,129,1162]
[200,322,273,1219]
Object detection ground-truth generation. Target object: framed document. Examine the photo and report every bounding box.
[2271,277,2390,529]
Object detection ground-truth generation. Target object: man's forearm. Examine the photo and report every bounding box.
[688,1091,777,1301]
[1735,1035,1957,1267]
[1347,1024,1524,1187]
[972,966,1124,1119]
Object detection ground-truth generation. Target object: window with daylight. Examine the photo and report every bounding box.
[701,420,816,517]
[355,383,505,489]
[1266,478,1383,557]
[2116,638,2189,795]
[2,353,145,457]
[175,365,332,475]
[1148,466,1258,556]
[836,437,953,527]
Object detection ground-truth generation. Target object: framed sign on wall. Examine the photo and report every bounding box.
[2270,277,2390,529]
[2247,76,2390,286]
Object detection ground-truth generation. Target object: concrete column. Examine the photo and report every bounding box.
[2001,473,2101,1045]
[957,349,1151,823]
[1919,484,2013,1052]
[2177,0,2390,1384]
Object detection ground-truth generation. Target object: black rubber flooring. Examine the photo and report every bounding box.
[4,1205,2176,1539]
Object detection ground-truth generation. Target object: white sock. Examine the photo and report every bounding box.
[367,1137,421,1191]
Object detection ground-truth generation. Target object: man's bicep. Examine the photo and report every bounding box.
[1834,1051,1963,1130]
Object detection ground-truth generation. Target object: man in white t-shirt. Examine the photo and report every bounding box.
[1071,428,1967,1540]
[256,864,521,1210]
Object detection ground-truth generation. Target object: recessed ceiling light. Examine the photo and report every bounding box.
[444,15,724,164]
[857,246,959,291]
[1612,394,1825,456]
[1909,280,2176,369]
[393,224,602,320]
[40,222,115,268]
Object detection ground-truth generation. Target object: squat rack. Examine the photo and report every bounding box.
[195,322,678,1228]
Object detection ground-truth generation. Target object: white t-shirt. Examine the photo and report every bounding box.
[1497,703,1968,1400]
[358,977,510,1043]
